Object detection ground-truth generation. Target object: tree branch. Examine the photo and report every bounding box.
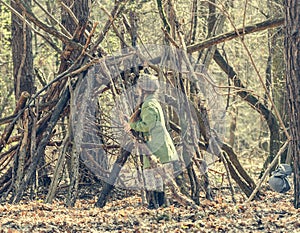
[187,17,284,53]
[213,49,277,126]
[90,1,127,54]
[32,0,72,38]
[13,0,82,50]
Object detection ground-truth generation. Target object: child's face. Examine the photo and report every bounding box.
[137,87,143,96]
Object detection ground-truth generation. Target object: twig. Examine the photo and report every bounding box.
[156,0,171,33]
[0,144,19,163]
[59,1,97,41]
[33,0,72,38]
[26,57,99,111]
[101,7,129,47]
[90,0,128,54]
[0,148,17,173]
[80,22,99,57]
[0,114,19,126]
[30,102,37,179]
[208,167,226,176]
[60,1,79,25]
[161,27,180,48]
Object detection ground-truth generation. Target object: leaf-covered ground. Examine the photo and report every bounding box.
[0,188,299,233]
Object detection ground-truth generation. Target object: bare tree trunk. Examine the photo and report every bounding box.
[11,0,34,100]
[61,0,89,207]
[284,0,300,209]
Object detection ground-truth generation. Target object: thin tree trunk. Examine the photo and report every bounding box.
[11,0,34,100]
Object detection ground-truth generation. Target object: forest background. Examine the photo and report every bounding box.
[0,0,299,232]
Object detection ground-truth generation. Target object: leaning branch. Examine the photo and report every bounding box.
[187,17,284,53]
[0,92,30,153]
[213,49,278,128]
[246,140,290,203]
[90,0,127,54]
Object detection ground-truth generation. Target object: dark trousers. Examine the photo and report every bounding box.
[147,190,165,209]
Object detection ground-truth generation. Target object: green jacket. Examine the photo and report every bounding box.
[130,94,178,168]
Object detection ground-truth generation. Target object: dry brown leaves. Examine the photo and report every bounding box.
[0,189,299,233]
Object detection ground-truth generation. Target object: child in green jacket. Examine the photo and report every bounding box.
[125,73,179,208]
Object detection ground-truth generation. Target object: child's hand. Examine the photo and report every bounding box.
[124,122,131,133]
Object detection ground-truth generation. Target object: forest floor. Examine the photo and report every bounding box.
[0,186,299,233]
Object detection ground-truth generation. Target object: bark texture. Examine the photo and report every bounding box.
[284,0,300,208]
[11,0,34,99]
